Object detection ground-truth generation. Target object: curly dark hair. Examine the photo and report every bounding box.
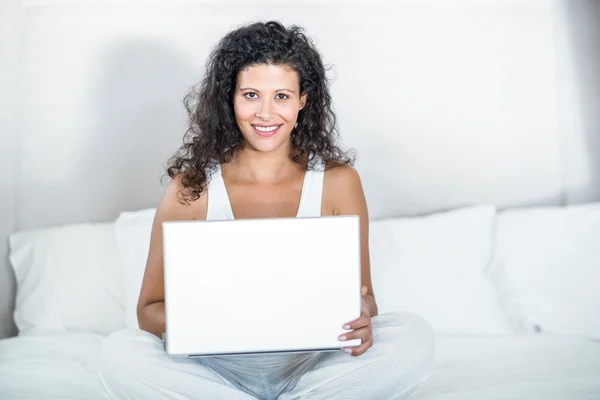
[166,20,355,202]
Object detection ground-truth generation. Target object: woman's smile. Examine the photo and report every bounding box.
[251,124,283,137]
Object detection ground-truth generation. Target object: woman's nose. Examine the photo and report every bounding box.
[256,99,274,120]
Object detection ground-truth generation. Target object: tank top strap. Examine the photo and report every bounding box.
[206,164,235,221]
[296,160,325,218]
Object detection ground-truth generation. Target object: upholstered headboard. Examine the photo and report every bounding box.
[1,1,599,338]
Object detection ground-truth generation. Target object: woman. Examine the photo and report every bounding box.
[98,21,434,400]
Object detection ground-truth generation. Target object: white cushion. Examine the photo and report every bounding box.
[369,205,512,334]
[489,202,600,339]
[115,205,512,335]
[114,208,156,329]
[9,222,125,336]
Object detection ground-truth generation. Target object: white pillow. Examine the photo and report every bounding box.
[114,208,156,329]
[489,202,600,339]
[115,205,512,335]
[9,222,125,336]
[369,205,512,335]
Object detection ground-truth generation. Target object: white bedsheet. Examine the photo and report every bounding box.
[0,332,108,400]
[1,332,599,399]
[413,334,600,399]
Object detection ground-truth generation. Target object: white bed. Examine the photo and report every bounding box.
[0,332,108,400]
[414,335,600,399]
[2,332,599,399]
[2,204,600,399]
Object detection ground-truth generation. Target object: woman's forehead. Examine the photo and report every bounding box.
[236,64,299,91]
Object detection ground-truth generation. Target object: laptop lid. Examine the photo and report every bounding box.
[162,215,362,357]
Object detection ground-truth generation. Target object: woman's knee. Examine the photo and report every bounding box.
[403,312,435,373]
[98,328,162,390]
[373,312,435,379]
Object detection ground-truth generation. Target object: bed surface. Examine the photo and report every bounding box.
[0,332,108,399]
[413,334,600,399]
[1,332,599,399]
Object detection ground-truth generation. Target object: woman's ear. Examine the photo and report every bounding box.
[299,93,308,110]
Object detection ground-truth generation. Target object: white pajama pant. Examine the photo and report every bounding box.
[98,312,435,400]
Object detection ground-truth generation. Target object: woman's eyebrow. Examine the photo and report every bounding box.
[239,87,295,93]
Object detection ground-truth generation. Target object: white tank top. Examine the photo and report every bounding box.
[202,161,327,399]
[206,163,325,220]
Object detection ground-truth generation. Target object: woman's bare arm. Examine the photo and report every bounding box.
[136,175,207,338]
[324,165,378,318]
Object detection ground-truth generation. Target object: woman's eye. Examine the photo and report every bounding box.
[244,93,258,99]
[276,94,288,100]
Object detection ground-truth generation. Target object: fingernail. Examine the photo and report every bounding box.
[338,335,346,341]
[344,348,353,354]
[343,324,350,330]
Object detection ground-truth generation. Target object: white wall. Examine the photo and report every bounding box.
[1,0,598,338]
[14,2,565,224]
[0,0,21,338]
[555,0,600,203]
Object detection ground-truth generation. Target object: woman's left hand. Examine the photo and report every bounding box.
[339,285,373,357]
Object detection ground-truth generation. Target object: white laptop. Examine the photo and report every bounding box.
[162,215,363,358]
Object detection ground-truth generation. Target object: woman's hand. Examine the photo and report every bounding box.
[338,286,373,357]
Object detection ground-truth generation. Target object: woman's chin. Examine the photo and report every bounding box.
[250,141,287,153]
[242,135,291,153]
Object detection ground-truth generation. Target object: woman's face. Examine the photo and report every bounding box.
[233,63,307,154]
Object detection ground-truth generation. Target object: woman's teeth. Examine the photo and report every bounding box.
[255,125,279,132]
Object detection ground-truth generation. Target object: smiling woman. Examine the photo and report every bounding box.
[164,20,355,203]
[234,64,307,152]
[97,20,435,400]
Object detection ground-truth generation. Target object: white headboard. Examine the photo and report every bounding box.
[1,0,599,338]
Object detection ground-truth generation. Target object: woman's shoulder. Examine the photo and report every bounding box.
[158,172,208,220]
[323,163,362,188]
[322,163,366,215]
